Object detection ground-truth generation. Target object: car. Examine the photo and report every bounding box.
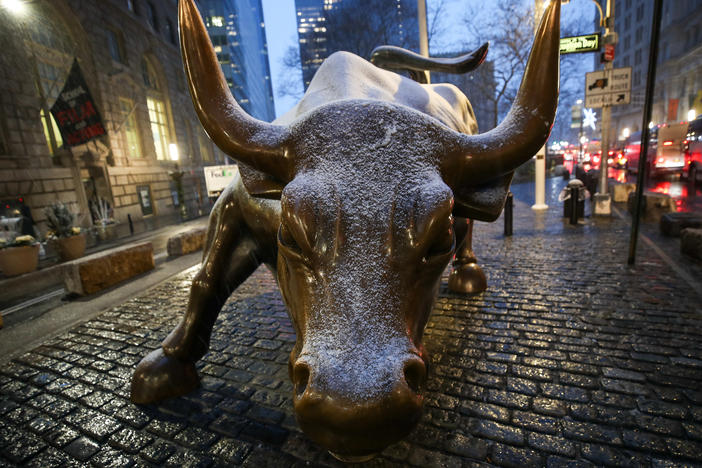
[683,116,702,184]
[626,123,686,177]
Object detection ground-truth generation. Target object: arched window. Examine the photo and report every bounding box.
[142,57,171,160]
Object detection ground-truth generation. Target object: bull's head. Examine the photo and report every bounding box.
[179,0,560,460]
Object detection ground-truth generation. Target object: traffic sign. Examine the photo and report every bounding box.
[585,67,631,108]
[560,33,600,55]
[603,44,615,62]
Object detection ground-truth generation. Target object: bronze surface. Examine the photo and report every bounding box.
[132,0,561,458]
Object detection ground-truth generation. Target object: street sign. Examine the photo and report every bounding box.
[585,67,632,108]
[603,43,615,62]
[559,33,600,54]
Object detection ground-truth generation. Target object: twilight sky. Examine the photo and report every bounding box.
[260,0,599,126]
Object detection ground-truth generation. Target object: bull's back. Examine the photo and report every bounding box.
[277,51,477,135]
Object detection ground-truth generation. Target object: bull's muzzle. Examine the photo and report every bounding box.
[291,354,426,460]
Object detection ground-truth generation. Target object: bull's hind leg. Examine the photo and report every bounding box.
[131,186,261,404]
[448,218,487,294]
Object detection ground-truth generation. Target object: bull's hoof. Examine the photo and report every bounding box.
[448,261,487,294]
[130,348,200,404]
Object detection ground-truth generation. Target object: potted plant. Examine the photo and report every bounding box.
[44,202,86,262]
[90,198,117,241]
[0,233,40,277]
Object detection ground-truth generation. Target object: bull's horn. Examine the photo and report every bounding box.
[441,0,560,187]
[179,0,291,181]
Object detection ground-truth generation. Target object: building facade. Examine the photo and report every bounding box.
[197,0,275,121]
[295,0,420,90]
[609,0,702,139]
[0,0,228,239]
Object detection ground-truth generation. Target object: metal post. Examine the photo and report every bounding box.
[128,214,134,235]
[532,0,548,211]
[628,0,663,265]
[504,192,513,236]
[593,0,616,216]
[569,186,579,225]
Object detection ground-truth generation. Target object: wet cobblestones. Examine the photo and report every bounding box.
[1,183,702,466]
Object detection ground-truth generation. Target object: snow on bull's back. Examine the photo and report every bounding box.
[276,51,477,136]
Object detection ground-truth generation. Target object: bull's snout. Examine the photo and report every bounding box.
[291,355,426,461]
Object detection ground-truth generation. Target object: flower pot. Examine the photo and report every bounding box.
[53,233,86,262]
[96,224,117,242]
[0,244,39,277]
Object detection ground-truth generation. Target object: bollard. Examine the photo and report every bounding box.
[569,185,579,225]
[128,214,134,235]
[504,192,513,236]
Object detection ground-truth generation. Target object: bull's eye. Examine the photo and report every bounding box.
[424,228,455,262]
[278,224,302,255]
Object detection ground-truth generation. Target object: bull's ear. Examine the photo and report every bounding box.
[238,165,285,199]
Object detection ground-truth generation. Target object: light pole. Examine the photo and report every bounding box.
[532,0,549,211]
[593,0,616,216]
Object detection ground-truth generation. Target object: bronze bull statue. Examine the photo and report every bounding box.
[132,0,560,461]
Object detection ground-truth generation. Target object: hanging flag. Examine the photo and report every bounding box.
[50,59,107,146]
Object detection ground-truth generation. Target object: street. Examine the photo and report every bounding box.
[1,178,701,466]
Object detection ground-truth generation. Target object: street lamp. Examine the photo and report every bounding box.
[1,0,27,14]
[169,143,179,162]
[622,127,630,139]
[688,109,696,121]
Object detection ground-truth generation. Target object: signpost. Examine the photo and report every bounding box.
[559,33,600,54]
[204,165,238,198]
[585,67,632,108]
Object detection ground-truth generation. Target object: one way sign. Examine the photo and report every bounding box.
[585,67,632,108]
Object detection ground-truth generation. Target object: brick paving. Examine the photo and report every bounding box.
[1,179,702,467]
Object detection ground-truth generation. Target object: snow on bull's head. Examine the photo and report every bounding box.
[179,0,560,460]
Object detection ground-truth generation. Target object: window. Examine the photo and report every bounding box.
[119,98,141,158]
[142,57,172,161]
[146,2,158,31]
[165,19,176,45]
[40,108,63,154]
[635,48,642,65]
[198,130,214,162]
[126,0,134,12]
[147,97,168,160]
[106,29,125,63]
[209,16,225,27]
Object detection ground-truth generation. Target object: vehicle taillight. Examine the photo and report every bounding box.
[663,140,673,146]
[593,155,600,163]
[657,157,665,164]
[608,150,614,156]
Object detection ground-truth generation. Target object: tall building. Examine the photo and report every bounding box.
[198,0,276,121]
[295,0,420,90]
[609,0,702,138]
[0,0,223,239]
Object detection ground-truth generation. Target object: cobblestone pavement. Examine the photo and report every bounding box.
[1,179,701,467]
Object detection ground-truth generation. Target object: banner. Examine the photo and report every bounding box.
[50,60,107,146]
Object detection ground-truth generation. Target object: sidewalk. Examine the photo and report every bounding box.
[1,178,701,467]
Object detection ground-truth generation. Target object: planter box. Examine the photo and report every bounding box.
[62,242,154,295]
[0,244,39,277]
[167,227,208,257]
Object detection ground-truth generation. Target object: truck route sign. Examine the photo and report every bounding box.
[585,67,632,108]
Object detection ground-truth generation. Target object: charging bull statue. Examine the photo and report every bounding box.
[131,0,560,461]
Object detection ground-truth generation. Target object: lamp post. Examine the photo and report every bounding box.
[532,0,549,211]
[593,0,616,216]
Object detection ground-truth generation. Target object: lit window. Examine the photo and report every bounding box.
[147,97,169,160]
[40,108,63,154]
[198,130,214,162]
[119,98,141,158]
[211,16,224,27]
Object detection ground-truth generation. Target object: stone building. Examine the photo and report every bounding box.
[0,0,226,236]
[609,0,702,138]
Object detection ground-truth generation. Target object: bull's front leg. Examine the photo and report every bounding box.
[448,217,487,294]
[131,186,262,404]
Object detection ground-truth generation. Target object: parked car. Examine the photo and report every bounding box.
[626,123,686,177]
[683,116,702,184]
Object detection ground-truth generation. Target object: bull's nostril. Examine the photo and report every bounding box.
[293,362,310,398]
[403,359,426,394]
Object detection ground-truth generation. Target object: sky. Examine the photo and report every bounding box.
[260,0,599,133]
